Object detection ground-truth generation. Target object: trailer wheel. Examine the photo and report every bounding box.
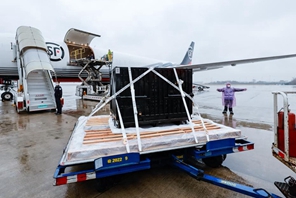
[1,92,13,101]
[96,178,108,192]
[202,154,227,168]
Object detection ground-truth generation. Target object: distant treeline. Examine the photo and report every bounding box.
[206,80,291,85]
[286,78,296,85]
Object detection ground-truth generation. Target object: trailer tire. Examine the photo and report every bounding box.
[202,154,227,168]
[96,178,108,192]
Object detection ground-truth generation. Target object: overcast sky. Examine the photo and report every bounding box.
[1,0,296,83]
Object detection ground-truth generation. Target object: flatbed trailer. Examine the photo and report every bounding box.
[53,64,285,197]
[54,116,283,197]
[54,114,258,193]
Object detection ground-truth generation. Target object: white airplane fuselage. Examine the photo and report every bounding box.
[0,33,165,83]
[1,27,296,85]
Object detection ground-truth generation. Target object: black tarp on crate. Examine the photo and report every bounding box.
[110,67,193,128]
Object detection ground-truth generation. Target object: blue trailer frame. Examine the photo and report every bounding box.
[53,65,284,197]
[52,137,286,197]
[171,155,281,198]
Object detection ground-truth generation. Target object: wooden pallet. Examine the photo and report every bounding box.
[83,118,221,145]
[62,116,242,164]
[85,116,110,126]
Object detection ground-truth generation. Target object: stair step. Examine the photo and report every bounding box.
[26,69,55,112]
[29,89,52,94]
[29,104,56,111]
[30,98,53,102]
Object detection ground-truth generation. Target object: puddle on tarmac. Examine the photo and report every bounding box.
[201,113,272,131]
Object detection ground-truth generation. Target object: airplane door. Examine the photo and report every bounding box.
[64,28,101,46]
[63,28,101,61]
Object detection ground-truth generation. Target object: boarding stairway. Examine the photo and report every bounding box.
[14,26,56,112]
[26,70,56,111]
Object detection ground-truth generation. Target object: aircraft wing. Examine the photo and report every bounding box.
[170,53,296,72]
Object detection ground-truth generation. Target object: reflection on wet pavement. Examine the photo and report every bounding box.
[201,113,272,131]
[222,115,237,128]
[0,117,16,134]
[63,99,110,118]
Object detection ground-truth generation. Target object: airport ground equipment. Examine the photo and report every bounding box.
[0,78,16,101]
[12,26,56,112]
[53,116,282,197]
[272,91,296,197]
[53,63,287,197]
[192,83,210,92]
[75,58,111,101]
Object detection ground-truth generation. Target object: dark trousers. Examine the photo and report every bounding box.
[55,97,62,114]
[223,99,234,113]
[223,106,233,113]
[224,99,233,108]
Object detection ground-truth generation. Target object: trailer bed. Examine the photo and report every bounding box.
[60,115,243,166]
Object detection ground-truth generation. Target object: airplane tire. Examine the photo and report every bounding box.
[1,92,13,101]
[202,154,227,168]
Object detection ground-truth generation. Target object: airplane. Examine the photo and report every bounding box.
[192,83,210,92]
[1,27,296,103]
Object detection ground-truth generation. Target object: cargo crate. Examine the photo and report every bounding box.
[110,67,193,127]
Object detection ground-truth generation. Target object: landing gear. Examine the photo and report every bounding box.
[1,91,13,101]
[1,79,14,101]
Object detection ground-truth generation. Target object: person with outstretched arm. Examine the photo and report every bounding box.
[217,82,247,115]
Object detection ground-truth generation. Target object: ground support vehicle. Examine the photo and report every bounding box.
[272,91,296,197]
[54,121,283,197]
[54,64,283,197]
[12,26,56,113]
[54,117,262,195]
[75,59,111,101]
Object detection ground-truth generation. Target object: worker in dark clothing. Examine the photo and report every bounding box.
[54,81,63,115]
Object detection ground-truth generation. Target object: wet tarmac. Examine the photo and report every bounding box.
[1,83,296,197]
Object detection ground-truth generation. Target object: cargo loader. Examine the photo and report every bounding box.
[75,58,111,101]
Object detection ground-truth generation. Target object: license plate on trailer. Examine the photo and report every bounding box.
[94,153,140,170]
